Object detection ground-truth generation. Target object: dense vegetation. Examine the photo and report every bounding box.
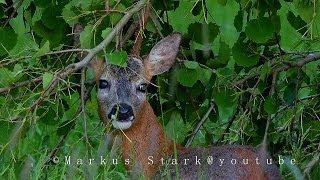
[0,0,319,179]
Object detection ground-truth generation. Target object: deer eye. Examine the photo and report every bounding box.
[99,80,109,89]
[137,83,147,92]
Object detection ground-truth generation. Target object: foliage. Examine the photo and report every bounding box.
[0,0,320,179]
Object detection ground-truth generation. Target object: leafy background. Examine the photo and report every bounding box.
[0,0,320,179]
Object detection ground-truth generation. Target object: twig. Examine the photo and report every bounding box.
[150,10,164,38]
[234,54,320,86]
[217,107,243,144]
[300,93,320,101]
[303,154,319,179]
[234,73,259,86]
[0,77,42,94]
[131,2,150,56]
[3,0,24,27]
[81,68,91,156]
[48,80,94,97]
[120,21,139,47]
[185,102,214,147]
[177,58,217,74]
[44,134,67,165]
[0,49,89,68]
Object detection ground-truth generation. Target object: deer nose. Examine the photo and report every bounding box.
[108,103,134,121]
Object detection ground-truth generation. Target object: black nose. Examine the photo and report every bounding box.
[108,103,134,121]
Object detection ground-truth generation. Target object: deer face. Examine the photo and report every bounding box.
[97,57,147,130]
[93,33,181,130]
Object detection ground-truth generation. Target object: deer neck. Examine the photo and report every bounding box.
[120,101,181,178]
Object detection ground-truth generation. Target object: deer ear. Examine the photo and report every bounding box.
[88,58,106,82]
[144,33,181,80]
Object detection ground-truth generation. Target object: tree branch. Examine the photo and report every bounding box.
[0,77,42,94]
[185,102,215,147]
[235,53,320,86]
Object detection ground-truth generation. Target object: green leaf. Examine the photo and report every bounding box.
[188,22,219,44]
[294,0,320,23]
[168,1,196,35]
[197,68,212,85]
[218,0,227,6]
[10,34,38,56]
[303,121,320,141]
[43,72,54,89]
[0,0,6,4]
[260,62,271,81]
[218,40,231,63]
[41,6,64,29]
[279,0,304,51]
[213,89,238,122]
[0,68,14,87]
[13,64,23,81]
[80,24,94,49]
[164,111,190,144]
[62,2,78,26]
[0,121,14,145]
[263,96,278,114]
[184,61,199,69]
[37,101,60,125]
[32,20,64,48]
[110,4,125,25]
[62,93,80,120]
[57,120,75,136]
[105,51,128,67]
[283,83,296,105]
[304,59,320,82]
[33,41,50,58]
[34,0,51,8]
[232,41,259,67]
[298,87,311,99]
[101,28,112,38]
[0,28,18,56]
[245,17,275,43]
[9,6,29,35]
[32,7,42,24]
[0,6,4,18]
[207,0,240,47]
[217,67,232,76]
[176,68,199,87]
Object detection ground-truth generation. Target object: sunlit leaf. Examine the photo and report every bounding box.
[43,72,54,89]
[279,0,304,51]
[80,24,94,49]
[207,0,240,47]
[184,61,199,69]
[33,41,50,58]
[176,68,199,87]
[168,1,196,35]
[105,51,128,67]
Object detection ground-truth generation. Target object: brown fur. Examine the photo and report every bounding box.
[155,146,281,180]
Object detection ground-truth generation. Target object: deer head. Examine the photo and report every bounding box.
[90,33,181,130]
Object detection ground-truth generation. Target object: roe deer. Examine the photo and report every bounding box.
[85,33,281,179]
